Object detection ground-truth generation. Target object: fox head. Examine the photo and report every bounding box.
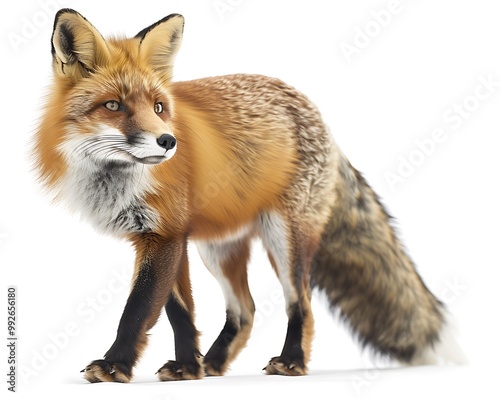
[45,9,184,171]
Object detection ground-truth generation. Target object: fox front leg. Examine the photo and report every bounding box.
[157,240,203,381]
[81,234,184,383]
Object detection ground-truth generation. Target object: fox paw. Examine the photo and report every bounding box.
[263,356,306,376]
[203,357,226,376]
[81,359,131,383]
[156,360,203,381]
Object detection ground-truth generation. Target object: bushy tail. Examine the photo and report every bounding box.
[311,157,464,364]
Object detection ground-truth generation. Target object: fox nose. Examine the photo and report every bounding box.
[156,134,176,150]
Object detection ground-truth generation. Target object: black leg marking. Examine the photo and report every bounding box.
[203,312,239,375]
[281,304,305,362]
[157,294,202,381]
[166,294,201,363]
[105,263,156,363]
[264,303,306,376]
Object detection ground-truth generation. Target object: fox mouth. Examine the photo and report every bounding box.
[97,147,173,165]
[133,155,167,165]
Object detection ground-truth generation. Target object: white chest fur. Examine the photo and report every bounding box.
[58,159,158,237]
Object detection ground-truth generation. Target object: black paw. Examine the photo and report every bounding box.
[81,359,132,383]
[263,356,306,376]
[156,360,203,381]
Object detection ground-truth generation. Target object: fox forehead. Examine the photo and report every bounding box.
[76,68,170,102]
[63,73,172,126]
[62,38,170,102]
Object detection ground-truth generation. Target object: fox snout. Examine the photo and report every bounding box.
[132,132,177,165]
[62,127,179,166]
[132,133,177,165]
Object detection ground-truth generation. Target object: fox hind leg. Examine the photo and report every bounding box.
[196,237,255,376]
[259,211,316,376]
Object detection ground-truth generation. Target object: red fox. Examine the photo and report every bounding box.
[35,9,464,383]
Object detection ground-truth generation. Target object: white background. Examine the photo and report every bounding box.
[1,0,499,398]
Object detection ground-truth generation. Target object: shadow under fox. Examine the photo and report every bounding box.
[34,9,462,382]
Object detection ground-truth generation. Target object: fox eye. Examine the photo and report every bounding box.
[154,102,163,114]
[104,100,122,112]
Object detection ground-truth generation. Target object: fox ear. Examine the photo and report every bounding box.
[136,14,184,79]
[51,9,109,79]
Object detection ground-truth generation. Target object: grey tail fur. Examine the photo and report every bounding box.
[311,156,446,363]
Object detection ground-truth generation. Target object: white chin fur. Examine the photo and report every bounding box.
[408,310,468,366]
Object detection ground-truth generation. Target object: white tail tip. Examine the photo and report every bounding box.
[409,310,468,366]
